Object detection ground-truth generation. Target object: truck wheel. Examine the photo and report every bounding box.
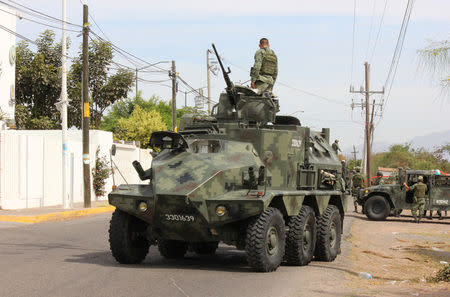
[109,209,149,264]
[285,205,316,266]
[245,207,286,272]
[191,242,219,255]
[158,240,188,259]
[365,196,390,221]
[314,205,341,262]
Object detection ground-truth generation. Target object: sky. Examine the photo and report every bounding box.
[4,0,450,156]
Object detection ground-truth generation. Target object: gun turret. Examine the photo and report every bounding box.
[211,43,237,107]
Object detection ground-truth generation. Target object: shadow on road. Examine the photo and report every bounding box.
[65,246,255,273]
[346,212,450,225]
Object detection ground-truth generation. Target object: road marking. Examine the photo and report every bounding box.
[0,206,115,224]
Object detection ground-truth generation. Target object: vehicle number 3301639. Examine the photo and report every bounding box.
[164,214,195,222]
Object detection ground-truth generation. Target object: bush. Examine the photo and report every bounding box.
[428,264,450,283]
[92,147,111,197]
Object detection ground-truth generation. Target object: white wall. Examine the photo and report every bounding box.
[0,4,16,121]
[0,130,152,210]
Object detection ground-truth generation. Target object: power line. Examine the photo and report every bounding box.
[364,0,378,61]
[0,6,81,33]
[220,56,349,106]
[1,0,82,28]
[379,0,414,119]
[0,23,76,60]
[350,0,356,86]
[369,0,388,63]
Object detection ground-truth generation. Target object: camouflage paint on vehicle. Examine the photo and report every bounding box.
[357,169,450,220]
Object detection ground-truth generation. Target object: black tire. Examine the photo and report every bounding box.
[158,239,188,259]
[365,195,390,221]
[191,242,219,255]
[285,205,317,266]
[314,205,341,262]
[245,207,286,272]
[109,209,149,264]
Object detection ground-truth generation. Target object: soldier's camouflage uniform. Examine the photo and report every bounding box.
[250,47,278,94]
[409,181,428,222]
[373,177,385,186]
[332,142,341,154]
[352,173,364,211]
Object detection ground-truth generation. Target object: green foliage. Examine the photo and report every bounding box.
[15,30,63,128]
[68,39,135,129]
[101,94,203,134]
[347,159,362,171]
[14,104,57,130]
[115,106,167,148]
[92,147,111,197]
[371,143,450,174]
[428,264,450,283]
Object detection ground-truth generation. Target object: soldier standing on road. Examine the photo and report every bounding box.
[332,140,341,154]
[352,167,364,213]
[373,171,385,186]
[250,38,278,94]
[404,176,428,223]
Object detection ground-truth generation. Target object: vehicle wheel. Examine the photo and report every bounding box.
[245,207,286,272]
[191,242,219,255]
[314,205,341,262]
[365,196,390,221]
[158,239,188,259]
[109,209,149,264]
[285,205,317,266]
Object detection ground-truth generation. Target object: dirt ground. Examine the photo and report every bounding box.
[343,206,450,296]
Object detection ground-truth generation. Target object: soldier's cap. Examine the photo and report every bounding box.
[377,171,383,176]
[418,175,423,181]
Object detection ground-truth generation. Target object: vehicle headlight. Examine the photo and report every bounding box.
[215,205,227,216]
[365,190,369,194]
[138,201,148,212]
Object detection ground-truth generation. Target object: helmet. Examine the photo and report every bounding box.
[335,139,339,142]
[355,167,361,172]
[377,171,383,177]
[418,175,423,181]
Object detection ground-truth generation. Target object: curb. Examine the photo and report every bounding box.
[0,205,115,224]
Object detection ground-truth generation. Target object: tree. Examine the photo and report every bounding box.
[101,94,202,134]
[417,40,449,98]
[15,30,63,128]
[371,143,449,173]
[68,39,134,129]
[115,106,167,148]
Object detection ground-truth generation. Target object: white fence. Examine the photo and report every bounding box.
[0,130,151,210]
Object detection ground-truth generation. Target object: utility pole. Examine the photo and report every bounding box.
[60,0,70,209]
[350,62,384,183]
[351,145,358,163]
[82,4,91,208]
[170,60,177,131]
[206,49,211,115]
[135,68,138,97]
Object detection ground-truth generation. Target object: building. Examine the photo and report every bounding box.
[0,4,16,124]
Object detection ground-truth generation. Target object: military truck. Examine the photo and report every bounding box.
[108,44,348,272]
[357,169,450,221]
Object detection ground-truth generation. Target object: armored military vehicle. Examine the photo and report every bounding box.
[108,44,348,272]
[357,169,449,221]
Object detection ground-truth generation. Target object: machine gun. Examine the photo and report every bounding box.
[211,43,237,107]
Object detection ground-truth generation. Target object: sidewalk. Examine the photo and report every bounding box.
[0,201,115,224]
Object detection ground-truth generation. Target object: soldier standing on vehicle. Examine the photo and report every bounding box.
[250,38,278,94]
[332,140,341,154]
[352,167,364,213]
[404,176,428,223]
[373,171,385,186]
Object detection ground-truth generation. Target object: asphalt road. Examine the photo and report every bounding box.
[0,212,355,297]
